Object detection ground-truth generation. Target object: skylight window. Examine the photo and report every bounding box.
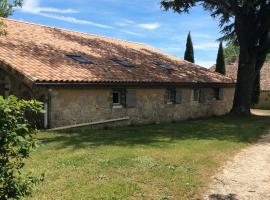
[66,55,93,64]
[112,58,134,68]
[155,62,171,69]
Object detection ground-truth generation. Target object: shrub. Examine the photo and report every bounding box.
[0,96,44,200]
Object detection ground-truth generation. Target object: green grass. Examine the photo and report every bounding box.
[26,115,270,200]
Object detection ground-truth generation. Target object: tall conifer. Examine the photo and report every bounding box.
[215,42,226,75]
[184,32,194,63]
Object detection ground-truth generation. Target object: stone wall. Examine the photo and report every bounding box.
[0,67,235,128]
[254,91,270,109]
[0,68,46,99]
[49,87,235,128]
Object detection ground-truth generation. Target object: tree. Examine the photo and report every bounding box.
[0,96,44,200]
[161,0,270,115]
[224,43,239,64]
[224,43,270,64]
[184,32,195,63]
[215,42,226,75]
[251,73,260,105]
[223,43,261,106]
[0,0,23,35]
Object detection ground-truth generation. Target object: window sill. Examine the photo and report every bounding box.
[112,104,123,109]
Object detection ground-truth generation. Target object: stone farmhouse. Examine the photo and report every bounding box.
[211,62,270,109]
[0,18,235,129]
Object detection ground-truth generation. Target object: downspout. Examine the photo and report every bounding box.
[45,88,52,129]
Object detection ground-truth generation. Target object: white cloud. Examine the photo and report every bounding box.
[39,13,113,29]
[22,0,78,14]
[20,0,113,29]
[121,30,143,37]
[137,23,160,30]
[115,19,135,27]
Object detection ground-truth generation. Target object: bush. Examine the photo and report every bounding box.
[0,96,44,200]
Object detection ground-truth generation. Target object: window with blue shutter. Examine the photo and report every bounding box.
[193,89,200,101]
[112,89,126,107]
[126,90,137,108]
[175,90,182,104]
[165,89,176,104]
[199,89,207,103]
[213,88,224,100]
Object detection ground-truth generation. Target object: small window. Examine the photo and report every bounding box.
[193,89,200,101]
[155,62,171,69]
[213,88,223,100]
[66,55,93,64]
[112,58,134,68]
[214,88,220,100]
[166,89,176,104]
[112,91,121,104]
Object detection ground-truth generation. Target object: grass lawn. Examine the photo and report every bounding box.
[26,115,270,200]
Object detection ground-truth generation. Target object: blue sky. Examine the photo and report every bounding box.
[12,0,223,68]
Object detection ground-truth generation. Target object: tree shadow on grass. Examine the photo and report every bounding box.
[207,193,239,200]
[40,115,270,150]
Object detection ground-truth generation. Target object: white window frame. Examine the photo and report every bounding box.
[112,90,125,109]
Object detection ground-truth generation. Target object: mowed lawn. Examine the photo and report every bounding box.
[26,115,270,200]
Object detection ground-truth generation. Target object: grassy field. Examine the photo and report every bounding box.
[26,115,270,200]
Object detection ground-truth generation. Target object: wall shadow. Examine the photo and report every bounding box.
[39,115,270,150]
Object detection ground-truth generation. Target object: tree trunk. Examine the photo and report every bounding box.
[231,48,257,115]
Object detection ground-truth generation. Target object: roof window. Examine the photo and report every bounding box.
[66,55,93,64]
[112,58,134,68]
[155,62,171,69]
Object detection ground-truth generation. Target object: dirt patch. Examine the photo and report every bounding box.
[204,131,270,200]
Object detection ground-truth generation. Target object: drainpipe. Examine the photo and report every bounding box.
[45,88,52,129]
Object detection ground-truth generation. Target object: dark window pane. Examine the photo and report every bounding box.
[167,89,176,103]
[112,58,134,67]
[214,88,220,100]
[113,92,120,104]
[66,55,93,64]
[155,62,171,69]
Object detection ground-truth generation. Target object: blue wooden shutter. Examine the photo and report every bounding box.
[126,90,137,108]
[175,90,182,104]
[199,89,207,103]
[219,88,224,100]
[120,89,126,107]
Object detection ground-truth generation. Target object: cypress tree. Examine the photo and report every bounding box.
[184,32,194,63]
[215,42,226,75]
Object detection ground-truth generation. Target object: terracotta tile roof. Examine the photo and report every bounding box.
[0,18,234,86]
[210,62,270,91]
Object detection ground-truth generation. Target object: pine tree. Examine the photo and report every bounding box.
[184,32,194,63]
[215,42,226,75]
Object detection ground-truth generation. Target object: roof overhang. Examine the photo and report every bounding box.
[33,81,236,89]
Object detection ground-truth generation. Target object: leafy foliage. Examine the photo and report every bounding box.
[184,32,194,63]
[224,44,270,64]
[0,96,44,200]
[224,43,239,64]
[0,0,23,35]
[215,42,226,75]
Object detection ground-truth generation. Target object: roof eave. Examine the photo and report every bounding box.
[33,81,236,88]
